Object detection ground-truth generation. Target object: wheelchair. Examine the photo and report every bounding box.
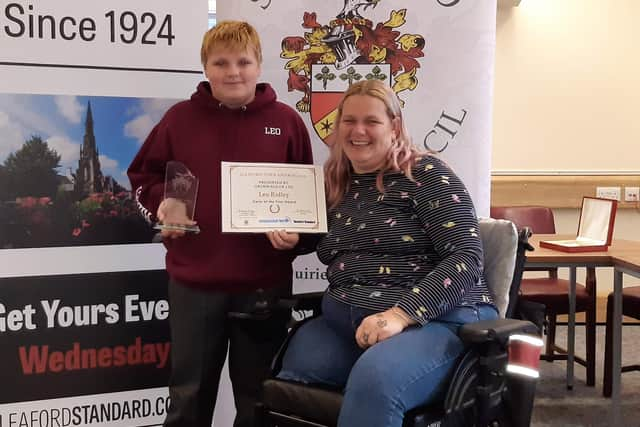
[254,218,541,427]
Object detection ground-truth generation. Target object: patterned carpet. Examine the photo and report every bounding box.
[531,324,640,427]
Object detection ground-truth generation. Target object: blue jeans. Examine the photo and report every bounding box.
[277,294,498,427]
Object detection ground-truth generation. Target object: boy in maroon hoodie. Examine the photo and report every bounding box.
[127,21,313,427]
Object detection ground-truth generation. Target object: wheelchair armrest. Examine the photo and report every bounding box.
[458,318,539,346]
[228,291,325,321]
[285,291,325,313]
[228,293,305,321]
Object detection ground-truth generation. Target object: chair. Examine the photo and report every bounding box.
[490,206,597,387]
[256,218,540,427]
[602,286,640,397]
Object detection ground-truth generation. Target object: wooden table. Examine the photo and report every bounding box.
[526,235,640,427]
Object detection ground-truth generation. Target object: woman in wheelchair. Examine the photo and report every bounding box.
[268,79,498,427]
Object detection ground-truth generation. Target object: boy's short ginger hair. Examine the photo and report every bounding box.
[200,20,263,67]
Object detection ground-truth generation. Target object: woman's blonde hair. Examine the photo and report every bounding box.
[200,21,262,66]
[324,80,425,209]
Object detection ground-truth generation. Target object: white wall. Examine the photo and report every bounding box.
[493,0,640,294]
[493,0,640,173]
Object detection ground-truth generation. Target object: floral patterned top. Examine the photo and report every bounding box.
[317,156,494,325]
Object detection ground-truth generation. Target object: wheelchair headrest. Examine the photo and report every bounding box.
[478,217,518,318]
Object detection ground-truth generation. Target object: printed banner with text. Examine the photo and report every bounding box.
[0,0,208,425]
[0,271,170,426]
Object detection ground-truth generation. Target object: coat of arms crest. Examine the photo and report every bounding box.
[281,0,425,142]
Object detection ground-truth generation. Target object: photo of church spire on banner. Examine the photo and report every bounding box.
[0,94,176,249]
[218,0,496,216]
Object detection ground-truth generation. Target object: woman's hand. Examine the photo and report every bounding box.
[355,307,415,349]
[356,307,416,349]
[267,230,300,250]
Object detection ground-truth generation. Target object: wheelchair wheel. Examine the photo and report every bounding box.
[442,350,507,427]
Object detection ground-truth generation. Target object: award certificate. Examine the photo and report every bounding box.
[221,162,328,233]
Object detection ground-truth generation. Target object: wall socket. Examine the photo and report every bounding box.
[625,186,640,202]
[596,186,621,201]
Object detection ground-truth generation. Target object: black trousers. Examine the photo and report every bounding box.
[163,279,289,427]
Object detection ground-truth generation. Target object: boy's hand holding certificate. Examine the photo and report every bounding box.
[221,162,327,233]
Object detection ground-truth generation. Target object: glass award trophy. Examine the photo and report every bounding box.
[154,161,201,234]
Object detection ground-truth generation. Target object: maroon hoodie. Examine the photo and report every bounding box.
[127,82,313,292]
